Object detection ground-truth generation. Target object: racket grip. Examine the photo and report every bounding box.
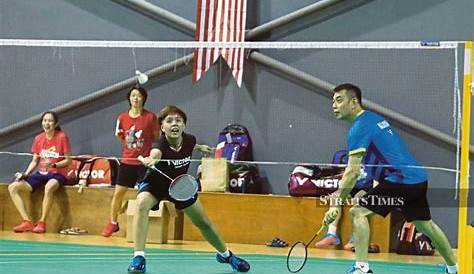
[14,172,23,181]
[77,179,86,193]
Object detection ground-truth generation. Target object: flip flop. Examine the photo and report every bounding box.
[349,243,380,253]
[265,237,288,247]
[59,227,88,235]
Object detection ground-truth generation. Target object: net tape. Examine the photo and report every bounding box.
[0,151,459,173]
[0,39,460,49]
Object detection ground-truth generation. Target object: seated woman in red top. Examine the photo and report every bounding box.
[8,111,72,233]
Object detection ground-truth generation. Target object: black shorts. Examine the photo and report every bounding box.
[359,178,431,222]
[350,183,373,197]
[136,178,198,211]
[116,163,147,188]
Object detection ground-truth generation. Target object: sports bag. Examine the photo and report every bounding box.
[215,124,253,163]
[288,165,342,197]
[395,221,435,255]
[65,155,119,187]
[228,165,260,194]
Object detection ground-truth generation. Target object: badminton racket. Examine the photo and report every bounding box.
[138,156,199,201]
[286,225,327,273]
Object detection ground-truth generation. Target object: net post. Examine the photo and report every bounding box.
[458,41,473,274]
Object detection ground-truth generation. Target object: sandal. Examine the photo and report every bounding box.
[265,237,288,247]
[349,242,380,253]
[59,227,88,235]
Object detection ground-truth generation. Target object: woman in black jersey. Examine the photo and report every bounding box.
[127,105,250,274]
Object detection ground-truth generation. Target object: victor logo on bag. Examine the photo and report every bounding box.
[288,165,342,197]
[295,176,340,188]
[64,155,119,187]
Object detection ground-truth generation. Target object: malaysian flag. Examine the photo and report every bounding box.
[192,0,247,87]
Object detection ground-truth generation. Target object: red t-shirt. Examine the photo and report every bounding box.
[31,131,72,176]
[116,109,159,165]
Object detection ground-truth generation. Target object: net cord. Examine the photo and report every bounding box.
[0,151,459,173]
[0,39,460,49]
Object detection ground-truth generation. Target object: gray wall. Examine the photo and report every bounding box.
[1,0,473,246]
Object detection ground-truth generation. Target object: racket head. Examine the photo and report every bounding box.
[168,174,199,201]
[286,241,308,273]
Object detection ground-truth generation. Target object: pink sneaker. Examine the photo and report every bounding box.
[13,220,34,233]
[101,222,119,237]
[315,233,341,248]
[32,221,46,233]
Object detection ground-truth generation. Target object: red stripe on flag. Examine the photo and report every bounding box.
[193,0,247,86]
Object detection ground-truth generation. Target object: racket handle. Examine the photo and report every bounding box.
[77,179,86,193]
[317,225,326,235]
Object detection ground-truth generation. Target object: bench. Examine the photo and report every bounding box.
[0,184,392,252]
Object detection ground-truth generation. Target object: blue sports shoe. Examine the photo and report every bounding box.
[128,255,146,273]
[216,251,250,272]
[346,263,373,274]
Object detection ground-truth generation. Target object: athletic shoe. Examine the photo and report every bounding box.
[32,221,46,233]
[13,220,34,232]
[314,233,341,247]
[216,251,250,272]
[101,222,119,237]
[444,266,457,274]
[128,255,146,273]
[346,263,373,274]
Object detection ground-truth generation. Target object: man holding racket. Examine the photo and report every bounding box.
[323,84,457,274]
[127,105,250,273]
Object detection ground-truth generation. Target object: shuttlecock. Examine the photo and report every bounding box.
[135,70,149,85]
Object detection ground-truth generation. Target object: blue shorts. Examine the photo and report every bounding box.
[26,171,67,192]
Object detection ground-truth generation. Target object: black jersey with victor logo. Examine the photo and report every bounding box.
[142,133,196,185]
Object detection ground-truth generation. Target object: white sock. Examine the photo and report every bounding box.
[446,263,457,274]
[134,251,145,258]
[355,261,370,272]
[218,249,230,258]
[328,223,338,235]
[111,221,118,225]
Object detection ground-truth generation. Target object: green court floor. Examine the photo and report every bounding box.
[0,240,445,274]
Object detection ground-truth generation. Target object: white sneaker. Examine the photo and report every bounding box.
[346,264,373,274]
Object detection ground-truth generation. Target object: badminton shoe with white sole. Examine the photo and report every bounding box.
[216,251,250,272]
[346,264,373,274]
[128,255,146,273]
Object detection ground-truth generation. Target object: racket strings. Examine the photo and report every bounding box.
[169,175,198,201]
[287,242,307,273]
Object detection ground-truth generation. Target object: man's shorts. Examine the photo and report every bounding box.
[116,163,147,188]
[26,171,67,192]
[359,178,431,222]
